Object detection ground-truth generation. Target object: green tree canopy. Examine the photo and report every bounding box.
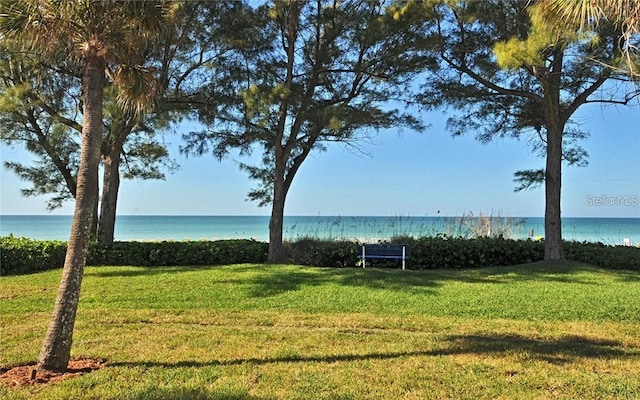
[183,0,425,262]
[0,40,178,222]
[410,0,638,260]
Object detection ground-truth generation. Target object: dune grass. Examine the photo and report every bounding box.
[2,261,640,399]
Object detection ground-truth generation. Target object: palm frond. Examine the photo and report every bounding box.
[110,64,162,119]
[539,0,639,77]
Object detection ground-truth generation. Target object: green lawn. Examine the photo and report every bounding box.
[2,262,640,399]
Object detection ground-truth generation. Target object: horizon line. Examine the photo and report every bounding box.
[1,214,639,219]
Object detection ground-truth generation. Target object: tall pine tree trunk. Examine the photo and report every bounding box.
[97,151,121,245]
[544,123,564,261]
[268,165,287,263]
[37,49,105,373]
[541,52,565,262]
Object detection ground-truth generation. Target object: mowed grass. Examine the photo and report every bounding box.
[2,261,640,399]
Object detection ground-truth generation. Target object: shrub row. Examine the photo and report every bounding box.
[282,236,546,269]
[283,238,358,268]
[2,235,639,276]
[564,241,640,270]
[282,236,640,271]
[0,236,268,276]
[405,236,546,269]
[88,239,268,267]
[0,236,68,276]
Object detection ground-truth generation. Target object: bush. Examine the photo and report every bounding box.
[87,240,268,267]
[402,236,545,269]
[284,238,359,267]
[88,240,269,267]
[284,236,639,270]
[564,241,640,270]
[281,236,547,269]
[1,237,269,275]
[0,235,67,276]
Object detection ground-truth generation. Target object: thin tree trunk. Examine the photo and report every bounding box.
[37,50,104,372]
[91,180,99,241]
[97,151,121,245]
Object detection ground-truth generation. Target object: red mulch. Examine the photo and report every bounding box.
[0,358,106,388]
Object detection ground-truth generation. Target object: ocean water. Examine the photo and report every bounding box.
[1,215,639,245]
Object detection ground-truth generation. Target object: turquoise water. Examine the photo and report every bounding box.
[1,215,638,245]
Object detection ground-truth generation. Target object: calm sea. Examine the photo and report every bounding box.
[1,215,638,245]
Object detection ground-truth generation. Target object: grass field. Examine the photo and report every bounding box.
[2,261,640,399]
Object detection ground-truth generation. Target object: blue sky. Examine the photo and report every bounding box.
[1,102,638,218]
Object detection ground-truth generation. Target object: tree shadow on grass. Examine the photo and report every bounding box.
[424,261,610,285]
[440,333,639,365]
[242,261,640,298]
[110,333,639,371]
[84,265,220,278]
[124,386,265,400]
[84,262,640,298]
[362,261,640,286]
[242,267,326,297]
[244,266,441,297]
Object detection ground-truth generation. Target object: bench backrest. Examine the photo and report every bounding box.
[361,244,410,257]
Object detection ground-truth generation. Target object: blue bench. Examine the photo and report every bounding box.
[359,244,410,270]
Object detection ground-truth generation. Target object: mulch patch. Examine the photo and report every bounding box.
[0,358,106,388]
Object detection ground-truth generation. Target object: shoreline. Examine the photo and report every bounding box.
[2,215,639,246]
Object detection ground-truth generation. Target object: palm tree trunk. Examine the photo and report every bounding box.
[37,50,105,372]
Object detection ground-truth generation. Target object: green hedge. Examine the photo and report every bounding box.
[0,236,67,275]
[282,237,546,269]
[283,238,358,267]
[2,235,639,276]
[1,236,268,276]
[564,241,640,270]
[403,236,546,269]
[280,237,545,269]
[87,240,268,267]
[282,236,639,271]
